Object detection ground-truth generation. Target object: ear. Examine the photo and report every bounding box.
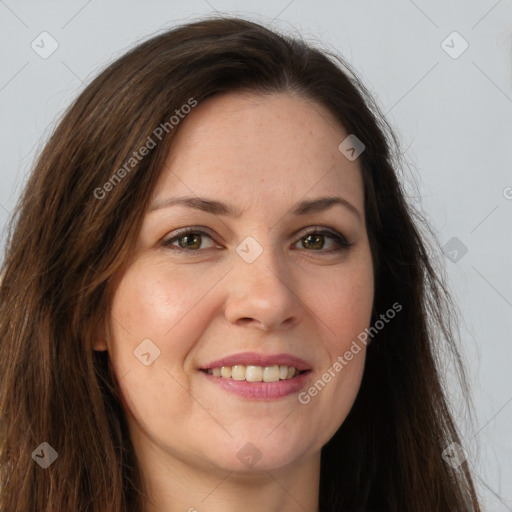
[93,338,108,351]
[92,317,109,352]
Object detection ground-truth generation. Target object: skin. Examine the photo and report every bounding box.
[95,91,374,512]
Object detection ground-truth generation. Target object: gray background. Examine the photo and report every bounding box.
[0,0,511,509]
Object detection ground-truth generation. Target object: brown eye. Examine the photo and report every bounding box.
[176,233,202,250]
[296,228,352,253]
[163,229,216,252]
[301,233,325,250]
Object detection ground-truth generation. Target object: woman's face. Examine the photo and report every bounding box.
[99,91,374,474]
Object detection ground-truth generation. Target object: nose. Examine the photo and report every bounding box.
[223,244,304,331]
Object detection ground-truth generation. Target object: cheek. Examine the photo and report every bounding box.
[111,268,184,337]
[302,249,373,428]
[107,260,213,378]
[107,262,212,429]
[314,252,374,353]
[110,258,223,336]
[301,282,371,444]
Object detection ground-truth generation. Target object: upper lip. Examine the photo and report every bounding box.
[200,352,312,371]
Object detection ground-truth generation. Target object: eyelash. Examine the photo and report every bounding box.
[162,226,353,255]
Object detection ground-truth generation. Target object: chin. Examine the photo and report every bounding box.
[201,436,312,473]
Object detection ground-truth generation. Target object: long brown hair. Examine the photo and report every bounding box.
[0,16,480,511]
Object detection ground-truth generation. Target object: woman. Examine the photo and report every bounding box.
[0,16,481,511]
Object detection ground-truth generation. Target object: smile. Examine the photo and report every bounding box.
[200,368,312,400]
[202,364,305,382]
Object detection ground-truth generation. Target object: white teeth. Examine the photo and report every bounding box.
[245,365,263,382]
[206,364,300,381]
[232,365,246,380]
[263,365,280,382]
[220,366,232,378]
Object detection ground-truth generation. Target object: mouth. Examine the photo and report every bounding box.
[198,352,312,399]
[199,352,311,379]
[200,364,309,382]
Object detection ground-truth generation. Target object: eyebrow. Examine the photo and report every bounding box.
[149,195,361,220]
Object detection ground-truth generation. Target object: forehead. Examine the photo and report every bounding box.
[152,91,364,211]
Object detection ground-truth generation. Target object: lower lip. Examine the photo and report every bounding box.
[200,370,312,400]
